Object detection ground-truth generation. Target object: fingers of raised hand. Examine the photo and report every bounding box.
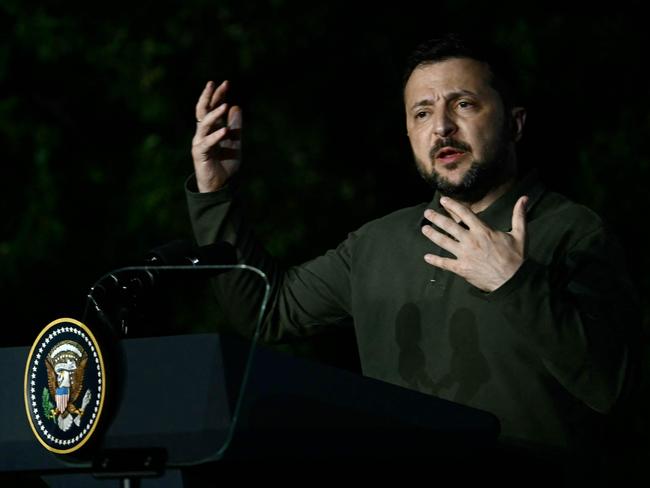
[196,80,228,122]
[209,80,228,110]
[227,106,242,129]
[219,106,243,146]
[195,103,229,138]
[192,127,228,157]
[196,81,214,122]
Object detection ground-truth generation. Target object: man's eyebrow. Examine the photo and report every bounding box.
[410,99,435,111]
[409,90,478,111]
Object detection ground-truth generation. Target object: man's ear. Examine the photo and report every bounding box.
[510,107,527,142]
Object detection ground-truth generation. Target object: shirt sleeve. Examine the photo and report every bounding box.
[473,225,640,414]
[185,174,354,343]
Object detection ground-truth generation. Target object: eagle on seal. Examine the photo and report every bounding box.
[45,340,90,430]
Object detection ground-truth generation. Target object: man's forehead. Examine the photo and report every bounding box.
[404,57,494,103]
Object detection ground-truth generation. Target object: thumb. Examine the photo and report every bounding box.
[228,105,242,130]
[510,195,528,240]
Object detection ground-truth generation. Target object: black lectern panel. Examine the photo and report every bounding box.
[98,334,235,463]
[227,337,499,460]
[2,333,500,484]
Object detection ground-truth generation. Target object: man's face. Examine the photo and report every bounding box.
[404,57,522,202]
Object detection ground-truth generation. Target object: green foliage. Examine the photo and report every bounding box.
[1,4,648,346]
[42,387,55,421]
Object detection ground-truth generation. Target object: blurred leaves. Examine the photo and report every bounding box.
[0,3,648,349]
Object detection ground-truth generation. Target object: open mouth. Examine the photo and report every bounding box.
[435,147,466,163]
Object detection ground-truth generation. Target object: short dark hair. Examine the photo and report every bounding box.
[403,33,521,109]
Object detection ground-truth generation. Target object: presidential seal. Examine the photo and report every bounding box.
[24,318,106,454]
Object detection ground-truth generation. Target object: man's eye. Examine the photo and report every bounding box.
[415,111,428,119]
[457,100,474,109]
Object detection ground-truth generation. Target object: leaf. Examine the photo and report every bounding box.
[42,387,55,421]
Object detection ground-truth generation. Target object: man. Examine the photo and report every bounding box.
[185,35,638,454]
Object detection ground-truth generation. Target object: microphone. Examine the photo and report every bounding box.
[91,240,237,300]
[145,239,237,267]
[87,240,238,336]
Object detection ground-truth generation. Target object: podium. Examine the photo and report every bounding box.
[1,262,502,486]
[1,332,500,486]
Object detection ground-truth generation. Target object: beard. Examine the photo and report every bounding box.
[415,123,514,203]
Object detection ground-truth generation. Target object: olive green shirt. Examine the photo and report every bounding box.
[186,170,637,450]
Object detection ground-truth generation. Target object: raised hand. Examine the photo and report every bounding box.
[191,80,242,193]
[421,195,528,292]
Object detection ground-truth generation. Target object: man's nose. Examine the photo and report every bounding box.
[433,110,457,138]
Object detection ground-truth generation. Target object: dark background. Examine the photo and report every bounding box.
[2,0,649,475]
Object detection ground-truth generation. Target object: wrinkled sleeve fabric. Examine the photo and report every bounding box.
[185,174,354,343]
[473,223,639,414]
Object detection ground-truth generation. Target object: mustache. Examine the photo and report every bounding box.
[429,138,472,159]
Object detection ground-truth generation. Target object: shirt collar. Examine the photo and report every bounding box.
[417,169,546,232]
